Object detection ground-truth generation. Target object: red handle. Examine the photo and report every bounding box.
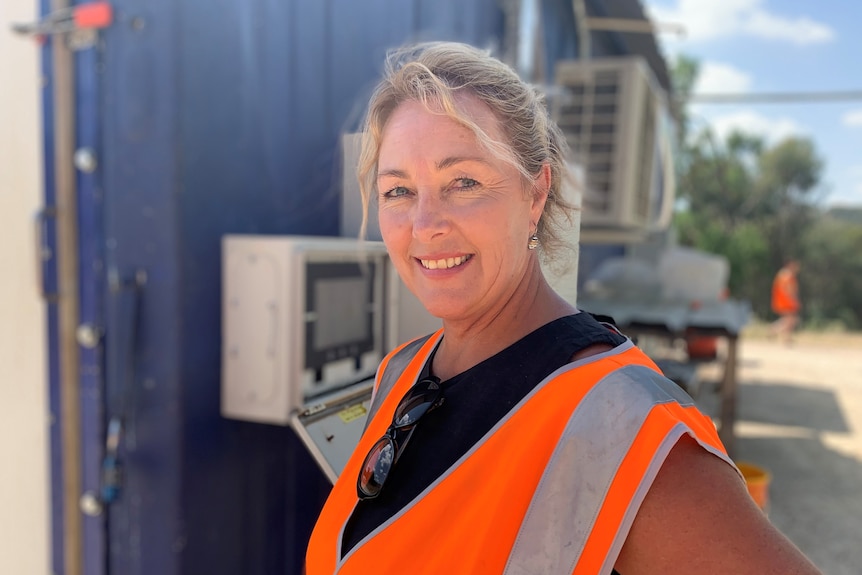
[73,2,113,29]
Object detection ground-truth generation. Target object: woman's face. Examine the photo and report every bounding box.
[376,94,547,322]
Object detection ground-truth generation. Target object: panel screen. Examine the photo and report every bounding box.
[313,277,369,350]
[305,261,376,374]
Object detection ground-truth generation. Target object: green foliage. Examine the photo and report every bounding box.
[673,210,771,312]
[799,217,862,329]
[670,55,699,148]
[723,222,772,312]
[827,206,862,225]
[758,139,822,198]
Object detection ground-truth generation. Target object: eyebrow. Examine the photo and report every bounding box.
[377,168,408,179]
[377,156,492,180]
[436,155,492,170]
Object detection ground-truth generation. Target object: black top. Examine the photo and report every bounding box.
[342,313,627,563]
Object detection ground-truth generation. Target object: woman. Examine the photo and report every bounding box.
[306,42,820,575]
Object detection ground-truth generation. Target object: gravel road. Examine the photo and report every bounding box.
[695,333,862,575]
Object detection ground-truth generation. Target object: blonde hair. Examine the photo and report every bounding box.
[358,41,579,263]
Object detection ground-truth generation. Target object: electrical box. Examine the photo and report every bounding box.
[221,236,389,425]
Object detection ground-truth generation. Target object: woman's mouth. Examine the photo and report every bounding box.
[418,254,473,270]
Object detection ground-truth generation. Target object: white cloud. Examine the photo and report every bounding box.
[706,110,804,143]
[842,110,862,128]
[647,0,835,45]
[694,62,753,94]
[745,10,834,44]
[824,167,862,207]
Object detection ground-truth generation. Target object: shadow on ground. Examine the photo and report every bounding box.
[697,378,861,575]
[738,382,850,433]
[736,434,862,575]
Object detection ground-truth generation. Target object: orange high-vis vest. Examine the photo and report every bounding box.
[306,332,735,575]
[772,269,799,315]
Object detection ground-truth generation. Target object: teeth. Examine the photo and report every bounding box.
[420,255,470,270]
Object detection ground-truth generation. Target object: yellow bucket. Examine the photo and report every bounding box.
[736,461,772,512]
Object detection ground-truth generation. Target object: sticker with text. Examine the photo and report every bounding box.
[339,403,367,424]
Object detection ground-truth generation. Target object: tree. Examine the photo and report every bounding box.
[755,138,823,274]
[800,216,862,329]
[670,56,828,322]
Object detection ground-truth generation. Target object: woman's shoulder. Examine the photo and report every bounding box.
[616,435,821,574]
[530,312,628,354]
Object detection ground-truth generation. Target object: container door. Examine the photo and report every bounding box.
[36,1,112,574]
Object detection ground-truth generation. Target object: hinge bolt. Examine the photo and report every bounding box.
[79,491,103,517]
[76,324,103,349]
[73,148,98,173]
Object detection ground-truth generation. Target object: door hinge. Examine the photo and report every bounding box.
[11,2,113,50]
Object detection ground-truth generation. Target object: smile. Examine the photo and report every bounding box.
[419,255,473,270]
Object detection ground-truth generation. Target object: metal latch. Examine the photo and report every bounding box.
[11,2,113,50]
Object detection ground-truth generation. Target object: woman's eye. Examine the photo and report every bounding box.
[453,178,479,190]
[383,186,410,199]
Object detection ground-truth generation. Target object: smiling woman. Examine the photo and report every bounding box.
[374,96,544,324]
[304,41,823,575]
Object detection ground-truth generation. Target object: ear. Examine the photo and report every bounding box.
[529,163,551,225]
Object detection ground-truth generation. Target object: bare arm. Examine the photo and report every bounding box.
[614,435,821,574]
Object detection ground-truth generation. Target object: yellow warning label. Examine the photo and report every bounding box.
[339,403,367,424]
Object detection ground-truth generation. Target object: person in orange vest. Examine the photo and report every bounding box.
[306,42,821,575]
[770,260,801,345]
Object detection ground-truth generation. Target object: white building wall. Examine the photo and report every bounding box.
[0,0,51,573]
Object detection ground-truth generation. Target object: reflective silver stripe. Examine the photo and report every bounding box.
[362,333,437,433]
[504,364,734,575]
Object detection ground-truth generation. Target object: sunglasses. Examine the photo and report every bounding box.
[356,376,445,500]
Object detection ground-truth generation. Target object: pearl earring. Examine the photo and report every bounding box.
[527,233,540,250]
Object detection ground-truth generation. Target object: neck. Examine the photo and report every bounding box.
[432,262,576,381]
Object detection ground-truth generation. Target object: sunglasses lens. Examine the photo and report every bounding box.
[358,436,396,499]
[393,379,441,427]
[356,377,443,499]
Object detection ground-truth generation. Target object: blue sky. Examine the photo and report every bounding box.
[646,0,862,207]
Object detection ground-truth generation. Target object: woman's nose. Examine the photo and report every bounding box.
[411,192,451,241]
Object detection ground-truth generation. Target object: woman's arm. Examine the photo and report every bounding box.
[614,435,821,575]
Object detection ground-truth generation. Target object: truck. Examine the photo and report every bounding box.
[2,1,679,574]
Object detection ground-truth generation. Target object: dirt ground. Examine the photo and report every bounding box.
[695,330,862,575]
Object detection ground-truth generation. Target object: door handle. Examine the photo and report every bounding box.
[34,206,59,302]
